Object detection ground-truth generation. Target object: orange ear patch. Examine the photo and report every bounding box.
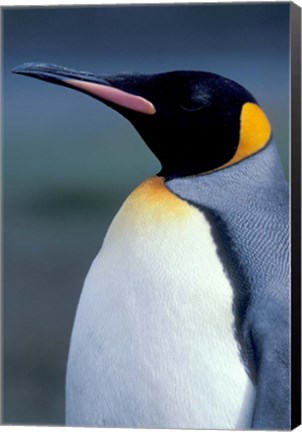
[226,102,271,167]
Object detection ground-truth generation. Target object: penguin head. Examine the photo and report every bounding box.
[13,63,271,178]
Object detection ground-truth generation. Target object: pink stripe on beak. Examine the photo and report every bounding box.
[66,79,156,115]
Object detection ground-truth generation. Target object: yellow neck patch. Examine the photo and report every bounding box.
[222,102,271,169]
[122,176,190,224]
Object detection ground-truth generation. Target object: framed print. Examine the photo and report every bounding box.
[3,2,301,429]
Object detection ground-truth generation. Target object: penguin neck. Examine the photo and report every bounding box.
[165,137,289,289]
[165,139,287,201]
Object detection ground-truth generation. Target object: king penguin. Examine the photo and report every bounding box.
[13,63,290,430]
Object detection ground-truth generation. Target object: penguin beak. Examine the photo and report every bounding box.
[12,62,156,115]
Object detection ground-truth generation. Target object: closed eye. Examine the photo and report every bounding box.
[179,103,205,112]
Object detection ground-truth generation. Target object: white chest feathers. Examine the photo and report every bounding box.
[66,176,255,428]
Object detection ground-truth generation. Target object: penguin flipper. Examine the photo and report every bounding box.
[250,302,290,429]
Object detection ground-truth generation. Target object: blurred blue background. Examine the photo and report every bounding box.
[3,3,289,425]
